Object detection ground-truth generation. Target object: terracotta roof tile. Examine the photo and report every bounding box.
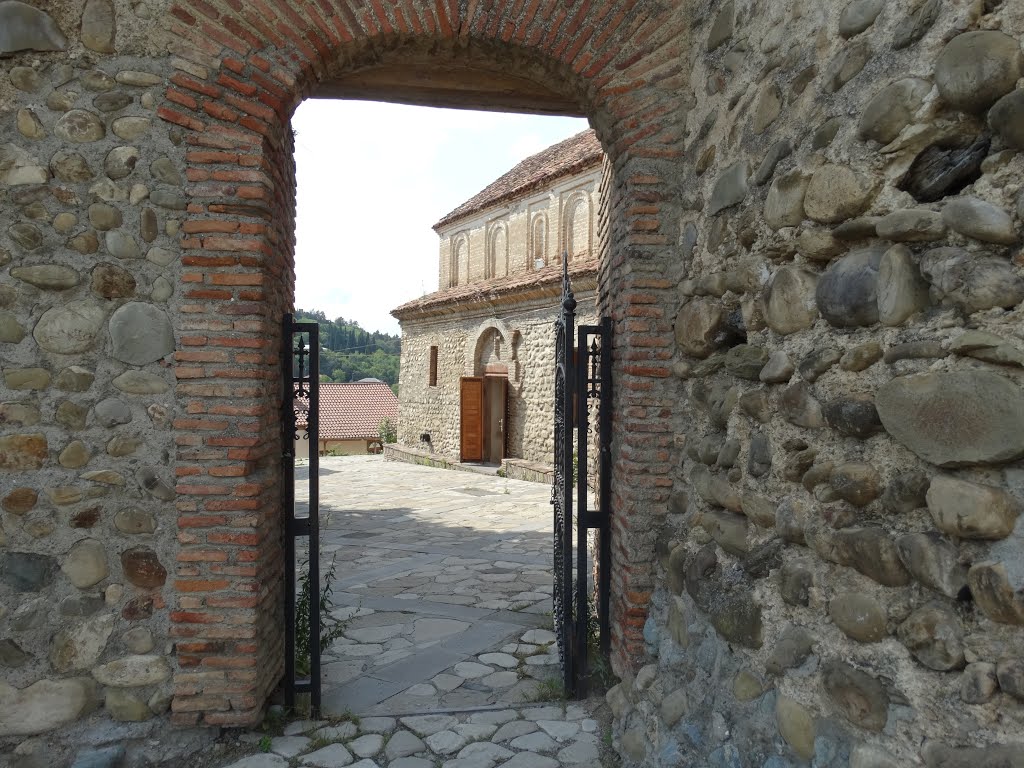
[296,380,398,440]
[391,254,599,319]
[433,128,602,231]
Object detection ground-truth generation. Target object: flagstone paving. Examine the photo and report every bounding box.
[212,456,616,768]
[298,455,563,714]
[222,695,610,768]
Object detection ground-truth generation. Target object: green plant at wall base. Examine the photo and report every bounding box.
[378,417,397,444]
[531,676,568,702]
[577,591,619,693]
[295,554,348,677]
[258,735,272,753]
[336,709,360,726]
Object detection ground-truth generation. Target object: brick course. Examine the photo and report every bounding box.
[152,2,688,726]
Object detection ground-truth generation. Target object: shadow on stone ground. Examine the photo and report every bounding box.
[192,456,620,768]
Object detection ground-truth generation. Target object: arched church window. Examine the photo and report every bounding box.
[563,192,591,261]
[451,235,467,287]
[531,214,547,269]
[487,223,508,279]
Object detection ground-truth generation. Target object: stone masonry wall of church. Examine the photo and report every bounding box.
[0,0,1022,766]
[395,293,597,466]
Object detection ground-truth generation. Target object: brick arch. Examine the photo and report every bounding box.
[160,0,691,726]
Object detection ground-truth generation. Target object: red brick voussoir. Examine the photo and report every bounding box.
[160,0,691,725]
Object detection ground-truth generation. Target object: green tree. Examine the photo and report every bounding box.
[378,418,397,444]
[294,309,402,389]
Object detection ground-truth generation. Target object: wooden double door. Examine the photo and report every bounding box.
[459,375,507,463]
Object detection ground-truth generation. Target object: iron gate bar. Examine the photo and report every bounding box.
[281,313,321,714]
[575,322,591,696]
[578,319,613,657]
[552,257,612,698]
[553,258,577,695]
[282,316,295,708]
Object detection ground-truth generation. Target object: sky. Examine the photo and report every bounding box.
[292,100,589,336]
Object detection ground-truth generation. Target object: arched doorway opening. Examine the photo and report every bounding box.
[162,2,687,725]
[470,321,512,465]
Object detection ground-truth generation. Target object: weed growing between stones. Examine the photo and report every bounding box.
[336,710,360,727]
[258,707,286,737]
[295,554,348,677]
[582,592,619,693]
[531,677,568,702]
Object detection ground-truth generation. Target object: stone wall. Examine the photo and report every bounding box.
[0,0,195,761]
[1,0,292,761]
[437,165,601,288]
[608,0,1024,766]
[1,0,1022,765]
[396,289,597,465]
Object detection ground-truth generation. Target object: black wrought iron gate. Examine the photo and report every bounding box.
[553,258,612,698]
[281,313,321,712]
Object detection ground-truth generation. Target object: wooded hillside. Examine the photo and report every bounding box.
[295,309,400,391]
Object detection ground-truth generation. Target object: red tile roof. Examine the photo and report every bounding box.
[296,380,398,440]
[392,254,599,320]
[433,128,602,231]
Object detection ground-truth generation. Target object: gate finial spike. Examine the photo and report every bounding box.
[561,251,576,313]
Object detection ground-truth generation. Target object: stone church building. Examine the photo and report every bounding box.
[1,0,1024,766]
[391,129,602,468]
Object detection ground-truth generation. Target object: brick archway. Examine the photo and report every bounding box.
[161,0,689,726]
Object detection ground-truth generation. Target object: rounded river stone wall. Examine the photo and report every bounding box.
[608,0,1024,766]
[0,0,1022,766]
[0,1,211,765]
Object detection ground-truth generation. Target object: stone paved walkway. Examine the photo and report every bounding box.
[301,455,560,715]
[224,701,606,768]
[211,456,616,768]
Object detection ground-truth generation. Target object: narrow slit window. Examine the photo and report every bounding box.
[429,346,438,387]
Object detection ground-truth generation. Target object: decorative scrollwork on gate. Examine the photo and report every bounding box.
[281,314,321,714]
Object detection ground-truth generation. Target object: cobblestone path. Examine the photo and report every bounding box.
[212,456,615,768]
[222,699,608,768]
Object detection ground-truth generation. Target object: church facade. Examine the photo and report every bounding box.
[391,130,604,467]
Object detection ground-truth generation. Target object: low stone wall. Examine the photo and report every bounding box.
[384,443,487,475]
[503,458,554,486]
[385,447,558,487]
